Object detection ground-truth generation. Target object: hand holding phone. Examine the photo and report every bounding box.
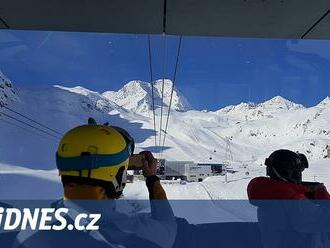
[140,151,157,177]
[128,154,146,170]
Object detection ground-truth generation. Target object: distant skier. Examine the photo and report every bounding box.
[247,149,330,248]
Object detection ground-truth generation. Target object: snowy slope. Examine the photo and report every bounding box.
[0,83,155,169]
[0,71,330,202]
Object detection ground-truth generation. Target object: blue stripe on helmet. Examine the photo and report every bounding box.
[56,147,130,171]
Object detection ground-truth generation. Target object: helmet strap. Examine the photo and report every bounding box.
[269,167,289,182]
[113,167,127,193]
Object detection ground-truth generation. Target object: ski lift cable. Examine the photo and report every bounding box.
[160,35,183,157]
[0,111,61,140]
[301,8,330,39]
[0,115,53,141]
[0,17,9,29]
[2,105,63,136]
[147,34,158,149]
[159,34,167,148]
[0,116,58,141]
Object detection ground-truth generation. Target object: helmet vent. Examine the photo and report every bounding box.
[100,128,110,135]
[87,145,98,154]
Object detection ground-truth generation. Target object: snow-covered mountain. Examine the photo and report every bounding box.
[53,85,126,114]
[1,71,330,200]
[102,79,191,115]
[317,96,330,108]
[0,71,18,106]
[216,96,304,121]
[1,71,330,165]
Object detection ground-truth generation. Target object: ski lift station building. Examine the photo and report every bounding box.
[164,161,212,182]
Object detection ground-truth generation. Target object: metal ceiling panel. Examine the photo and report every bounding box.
[165,0,330,39]
[0,0,164,34]
[1,0,330,40]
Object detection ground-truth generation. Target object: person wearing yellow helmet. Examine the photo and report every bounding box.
[14,118,177,248]
[56,118,167,200]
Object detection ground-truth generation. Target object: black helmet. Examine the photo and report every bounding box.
[297,153,309,169]
[265,149,308,184]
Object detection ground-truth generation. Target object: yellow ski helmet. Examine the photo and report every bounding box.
[56,118,134,198]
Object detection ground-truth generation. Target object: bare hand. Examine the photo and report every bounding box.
[140,151,157,177]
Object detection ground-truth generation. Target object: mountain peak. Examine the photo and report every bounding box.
[154,79,173,88]
[260,96,303,110]
[268,95,288,102]
[317,96,330,107]
[102,79,191,114]
[263,96,291,105]
[122,80,149,91]
[216,95,304,119]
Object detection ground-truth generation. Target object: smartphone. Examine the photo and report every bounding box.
[128,154,145,170]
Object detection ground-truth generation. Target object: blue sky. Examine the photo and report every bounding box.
[1,30,330,110]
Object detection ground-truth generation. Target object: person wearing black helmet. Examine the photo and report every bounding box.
[247,149,330,248]
[265,150,307,183]
[248,149,330,200]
